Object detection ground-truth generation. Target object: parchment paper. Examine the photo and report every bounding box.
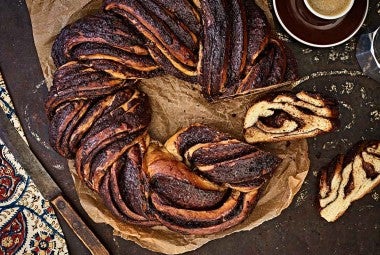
[25,0,310,253]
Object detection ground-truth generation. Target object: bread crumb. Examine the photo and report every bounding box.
[360,87,367,99]
[340,82,354,95]
[276,32,291,42]
[370,110,380,122]
[372,191,379,201]
[302,48,313,54]
[295,190,309,207]
[323,141,337,149]
[339,100,355,130]
[329,84,338,92]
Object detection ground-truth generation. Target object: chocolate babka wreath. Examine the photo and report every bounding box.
[46,0,303,236]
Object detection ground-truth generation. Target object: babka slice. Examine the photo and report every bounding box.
[244,91,339,143]
[319,140,380,222]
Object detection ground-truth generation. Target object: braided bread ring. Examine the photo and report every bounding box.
[46,0,294,235]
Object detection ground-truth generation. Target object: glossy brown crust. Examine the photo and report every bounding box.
[46,53,154,226]
[70,43,159,72]
[75,92,151,189]
[104,0,198,75]
[216,0,296,98]
[48,100,89,158]
[216,0,271,98]
[137,0,198,53]
[144,124,281,234]
[236,45,275,93]
[99,141,159,226]
[135,0,202,79]
[150,176,227,209]
[191,149,281,184]
[153,0,202,36]
[151,189,259,235]
[186,140,258,165]
[100,170,159,226]
[197,0,229,98]
[227,0,248,87]
[46,61,135,118]
[145,144,226,209]
[49,85,154,226]
[264,39,287,86]
[226,38,290,96]
[166,123,231,158]
[51,12,161,77]
[147,44,198,83]
[79,59,163,80]
[244,0,270,67]
[46,60,149,159]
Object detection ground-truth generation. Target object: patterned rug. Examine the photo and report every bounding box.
[0,73,68,254]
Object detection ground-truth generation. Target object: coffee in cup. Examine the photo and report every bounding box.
[304,0,355,20]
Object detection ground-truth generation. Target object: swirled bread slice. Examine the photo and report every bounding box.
[244,91,339,143]
[319,141,380,222]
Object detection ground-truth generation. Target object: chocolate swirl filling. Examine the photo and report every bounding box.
[319,141,380,222]
[244,91,339,143]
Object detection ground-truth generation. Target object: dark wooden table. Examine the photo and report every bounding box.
[0,1,379,254]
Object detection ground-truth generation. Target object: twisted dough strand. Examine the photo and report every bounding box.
[52,0,297,100]
[52,12,161,76]
[146,124,281,234]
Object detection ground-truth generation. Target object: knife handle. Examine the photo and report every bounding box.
[51,195,110,255]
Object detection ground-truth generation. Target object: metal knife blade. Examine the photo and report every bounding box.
[0,108,61,201]
[0,107,109,255]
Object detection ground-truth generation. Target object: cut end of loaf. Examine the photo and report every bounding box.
[319,140,380,222]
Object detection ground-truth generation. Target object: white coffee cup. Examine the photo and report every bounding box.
[304,0,355,20]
